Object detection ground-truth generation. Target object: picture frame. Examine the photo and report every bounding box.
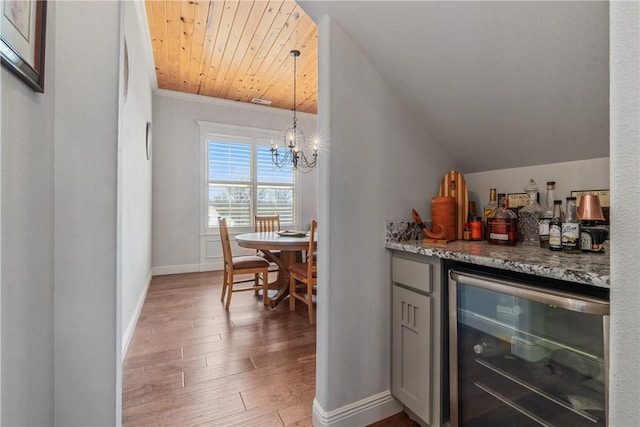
[1,0,47,92]
[506,192,528,209]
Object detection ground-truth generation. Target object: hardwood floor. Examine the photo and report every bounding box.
[122,271,418,426]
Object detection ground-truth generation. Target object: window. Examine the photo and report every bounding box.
[202,124,296,231]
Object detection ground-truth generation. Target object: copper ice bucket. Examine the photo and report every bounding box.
[578,195,606,223]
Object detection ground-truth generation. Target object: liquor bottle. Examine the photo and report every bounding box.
[465,201,476,241]
[518,179,542,246]
[549,200,563,251]
[468,200,477,222]
[538,181,556,248]
[562,197,581,254]
[487,193,518,246]
[483,189,498,241]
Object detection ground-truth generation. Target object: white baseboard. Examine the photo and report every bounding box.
[151,262,221,276]
[312,390,402,426]
[121,270,152,361]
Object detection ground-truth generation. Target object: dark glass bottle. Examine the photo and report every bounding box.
[549,200,563,251]
[487,193,518,246]
[562,197,581,254]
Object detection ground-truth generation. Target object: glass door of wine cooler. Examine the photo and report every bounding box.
[449,269,609,427]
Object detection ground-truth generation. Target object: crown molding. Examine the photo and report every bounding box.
[154,88,318,120]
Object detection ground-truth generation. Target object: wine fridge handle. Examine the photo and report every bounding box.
[449,269,609,315]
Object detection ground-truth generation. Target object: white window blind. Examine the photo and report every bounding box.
[206,137,295,230]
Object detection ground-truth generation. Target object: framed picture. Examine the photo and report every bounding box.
[506,193,528,209]
[1,0,47,92]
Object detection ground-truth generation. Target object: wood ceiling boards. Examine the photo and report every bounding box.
[144,0,318,114]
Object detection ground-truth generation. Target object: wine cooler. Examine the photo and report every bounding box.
[449,268,609,427]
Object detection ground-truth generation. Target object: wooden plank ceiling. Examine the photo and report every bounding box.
[144,0,318,114]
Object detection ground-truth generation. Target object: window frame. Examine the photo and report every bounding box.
[198,121,299,235]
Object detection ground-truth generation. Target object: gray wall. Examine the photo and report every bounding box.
[609,2,640,425]
[1,2,56,424]
[152,91,317,272]
[53,1,120,424]
[314,16,456,418]
[464,157,610,211]
[2,1,121,425]
[299,1,609,174]
[121,1,154,357]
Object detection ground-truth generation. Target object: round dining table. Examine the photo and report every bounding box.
[235,231,317,308]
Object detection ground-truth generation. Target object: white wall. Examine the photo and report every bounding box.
[152,90,317,274]
[120,1,154,358]
[313,16,457,425]
[1,3,56,425]
[53,1,120,424]
[609,2,640,426]
[464,157,610,210]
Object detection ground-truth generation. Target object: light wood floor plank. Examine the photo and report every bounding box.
[122,271,417,426]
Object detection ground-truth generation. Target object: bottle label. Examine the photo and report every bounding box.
[490,232,509,241]
[470,220,482,240]
[549,224,562,247]
[562,223,580,248]
[484,209,496,220]
[488,218,517,244]
[539,219,550,236]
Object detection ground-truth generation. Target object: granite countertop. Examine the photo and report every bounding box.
[385,239,610,288]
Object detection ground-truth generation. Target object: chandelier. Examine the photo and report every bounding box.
[270,49,318,173]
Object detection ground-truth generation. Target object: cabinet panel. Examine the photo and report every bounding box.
[392,284,433,424]
[392,256,433,293]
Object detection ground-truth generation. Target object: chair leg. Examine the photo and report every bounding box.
[221,268,228,302]
[307,282,315,325]
[225,275,234,309]
[289,276,296,312]
[254,273,259,296]
[262,269,269,306]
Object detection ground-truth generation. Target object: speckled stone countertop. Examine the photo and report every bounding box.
[385,232,610,288]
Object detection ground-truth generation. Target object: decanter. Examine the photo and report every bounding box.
[518,179,542,246]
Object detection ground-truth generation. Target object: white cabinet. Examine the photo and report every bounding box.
[391,252,442,426]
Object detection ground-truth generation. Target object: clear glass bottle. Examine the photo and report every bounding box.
[549,200,564,251]
[562,197,581,254]
[519,179,542,246]
[487,193,518,246]
[538,181,556,248]
[483,188,498,241]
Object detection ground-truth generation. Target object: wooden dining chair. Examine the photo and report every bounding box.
[289,220,317,325]
[254,214,282,277]
[254,214,281,232]
[219,217,271,309]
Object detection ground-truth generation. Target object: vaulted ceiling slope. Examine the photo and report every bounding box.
[299,1,609,173]
[145,0,318,114]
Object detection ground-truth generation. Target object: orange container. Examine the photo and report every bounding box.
[431,196,457,241]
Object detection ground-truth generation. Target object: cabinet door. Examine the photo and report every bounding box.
[392,285,432,424]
